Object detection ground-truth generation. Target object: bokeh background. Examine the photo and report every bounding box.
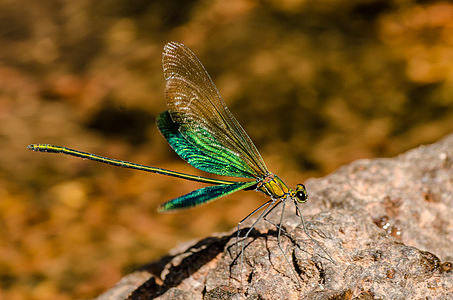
[1,0,452,299]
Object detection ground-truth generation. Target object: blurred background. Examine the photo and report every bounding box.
[1,0,452,298]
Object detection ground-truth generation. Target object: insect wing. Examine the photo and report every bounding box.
[162,42,269,179]
[159,181,256,212]
[158,111,257,178]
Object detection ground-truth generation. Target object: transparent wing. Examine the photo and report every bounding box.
[162,42,269,179]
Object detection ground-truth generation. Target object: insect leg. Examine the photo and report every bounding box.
[294,200,335,264]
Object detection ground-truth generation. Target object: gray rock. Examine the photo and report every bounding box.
[96,134,453,300]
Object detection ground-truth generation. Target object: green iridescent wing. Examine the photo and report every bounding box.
[157,111,257,178]
[161,42,269,179]
[159,181,256,212]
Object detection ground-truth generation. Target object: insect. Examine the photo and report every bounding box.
[28,42,316,283]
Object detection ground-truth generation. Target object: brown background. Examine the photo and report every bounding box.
[1,0,452,299]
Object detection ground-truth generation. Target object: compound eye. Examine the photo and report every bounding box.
[296,191,307,202]
[295,184,308,203]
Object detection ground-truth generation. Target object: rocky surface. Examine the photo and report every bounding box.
[96,134,453,299]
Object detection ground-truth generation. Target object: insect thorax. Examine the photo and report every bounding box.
[257,173,291,198]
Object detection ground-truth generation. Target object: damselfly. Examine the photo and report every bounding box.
[28,42,327,284]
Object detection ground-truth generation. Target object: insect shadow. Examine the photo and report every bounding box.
[130,227,284,298]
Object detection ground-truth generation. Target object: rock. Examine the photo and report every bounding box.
[96,134,453,299]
